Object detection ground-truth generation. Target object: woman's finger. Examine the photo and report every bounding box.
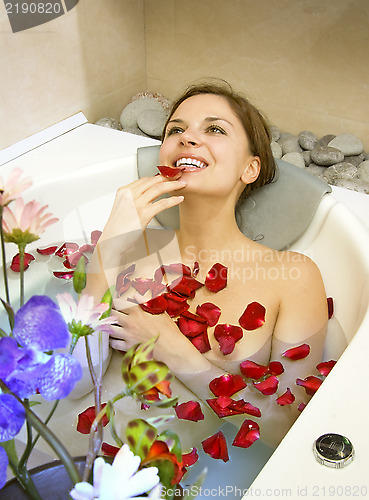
[110,338,129,351]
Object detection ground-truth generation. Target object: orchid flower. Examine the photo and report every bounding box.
[0,168,32,207]
[69,444,162,500]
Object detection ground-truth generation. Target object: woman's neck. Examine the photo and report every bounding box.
[177,197,245,270]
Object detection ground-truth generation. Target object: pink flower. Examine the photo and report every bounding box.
[56,293,115,337]
[2,198,58,246]
[0,168,32,207]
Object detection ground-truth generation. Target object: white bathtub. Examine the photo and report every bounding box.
[1,119,369,498]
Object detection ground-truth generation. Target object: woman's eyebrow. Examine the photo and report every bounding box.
[168,117,234,127]
[205,116,234,127]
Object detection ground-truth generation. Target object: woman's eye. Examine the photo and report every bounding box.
[166,127,184,136]
[207,125,226,135]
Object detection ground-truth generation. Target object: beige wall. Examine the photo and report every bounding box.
[145,0,369,149]
[0,0,146,149]
[1,0,368,151]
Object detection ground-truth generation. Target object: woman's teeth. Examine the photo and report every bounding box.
[175,158,207,170]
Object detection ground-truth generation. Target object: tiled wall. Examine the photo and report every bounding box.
[0,0,146,149]
[1,0,368,150]
[145,0,369,149]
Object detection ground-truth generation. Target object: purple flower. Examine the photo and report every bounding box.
[0,394,25,442]
[0,447,9,489]
[0,296,82,400]
[13,295,70,351]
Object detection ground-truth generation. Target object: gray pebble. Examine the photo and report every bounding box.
[281,152,305,169]
[280,135,303,155]
[302,150,311,166]
[358,160,369,184]
[328,133,364,156]
[305,164,326,177]
[310,146,344,166]
[331,178,369,194]
[322,162,358,184]
[344,154,365,167]
[95,117,122,130]
[270,126,280,142]
[317,134,336,147]
[298,131,318,151]
[270,140,282,159]
[137,108,167,138]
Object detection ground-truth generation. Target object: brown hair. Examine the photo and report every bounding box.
[162,81,276,200]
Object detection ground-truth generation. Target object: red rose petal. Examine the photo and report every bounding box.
[327,297,334,319]
[193,261,200,277]
[267,361,284,376]
[196,302,221,326]
[10,253,35,272]
[232,420,260,448]
[253,375,279,395]
[115,264,135,296]
[207,397,261,418]
[79,244,95,254]
[296,376,322,396]
[209,374,247,397]
[201,431,229,462]
[55,242,79,258]
[36,246,58,255]
[176,311,207,338]
[282,344,310,360]
[90,230,102,246]
[190,331,211,353]
[131,278,154,295]
[239,302,266,330]
[205,263,228,292]
[76,404,109,434]
[316,360,336,377]
[161,263,192,276]
[157,165,185,178]
[214,324,243,355]
[53,271,74,279]
[170,275,203,297]
[139,296,167,315]
[182,448,198,467]
[298,403,306,412]
[276,388,295,406]
[101,442,120,457]
[164,292,189,318]
[175,401,204,422]
[240,360,268,380]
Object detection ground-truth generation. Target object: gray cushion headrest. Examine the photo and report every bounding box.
[137,144,332,250]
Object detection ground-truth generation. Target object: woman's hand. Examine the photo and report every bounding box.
[103,175,186,240]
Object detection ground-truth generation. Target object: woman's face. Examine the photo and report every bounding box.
[159,93,260,199]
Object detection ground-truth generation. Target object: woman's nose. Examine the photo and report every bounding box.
[180,129,199,146]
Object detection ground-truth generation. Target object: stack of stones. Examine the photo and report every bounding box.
[270,128,369,194]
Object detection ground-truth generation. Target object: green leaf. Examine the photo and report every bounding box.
[146,415,175,428]
[128,361,170,394]
[0,439,19,466]
[100,287,113,319]
[73,255,86,294]
[125,419,157,460]
[120,343,140,384]
[132,336,158,365]
[155,459,176,499]
[0,327,9,338]
[0,298,14,330]
[151,396,178,409]
[158,429,182,461]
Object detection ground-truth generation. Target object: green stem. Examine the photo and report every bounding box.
[18,401,33,470]
[0,380,81,486]
[6,454,43,500]
[18,244,25,308]
[31,400,60,450]
[0,208,10,304]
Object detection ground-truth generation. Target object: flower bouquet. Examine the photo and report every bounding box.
[0,168,201,500]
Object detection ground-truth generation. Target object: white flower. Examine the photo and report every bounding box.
[56,293,115,336]
[69,444,162,500]
[0,167,32,207]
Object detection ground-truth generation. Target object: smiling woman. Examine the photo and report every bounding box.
[84,81,329,451]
